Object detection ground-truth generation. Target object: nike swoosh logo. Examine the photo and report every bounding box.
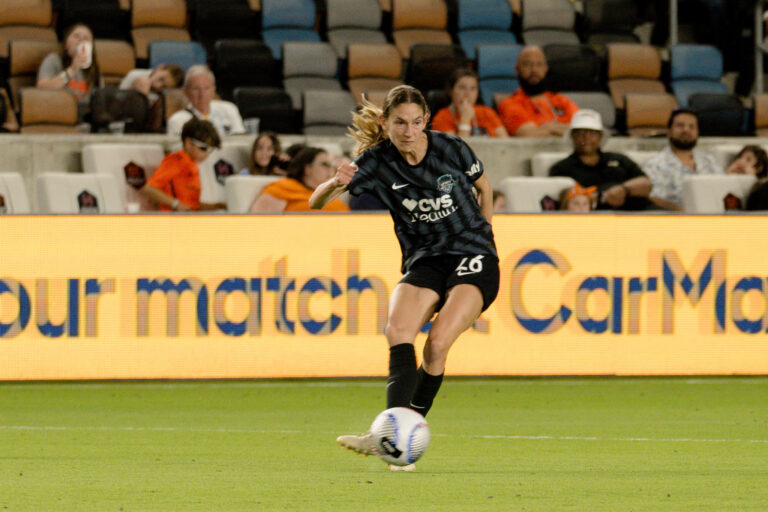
[456,270,480,276]
[392,183,409,190]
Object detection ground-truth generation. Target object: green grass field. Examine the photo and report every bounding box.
[1,377,767,511]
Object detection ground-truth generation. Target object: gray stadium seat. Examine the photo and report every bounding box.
[282,42,343,109]
[0,172,31,213]
[326,0,387,58]
[500,176,576,212]
[303,90,357,136]
[36,173,124,213]
[225,175,281,213]
[521,0,580,46]
[682,175,757,214]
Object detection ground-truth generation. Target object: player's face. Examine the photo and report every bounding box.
[383,103,429,153]
[451,76,478,106]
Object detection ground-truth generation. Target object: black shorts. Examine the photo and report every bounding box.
[400,254,500,312]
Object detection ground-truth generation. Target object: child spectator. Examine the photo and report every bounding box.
[119,64,184,104]
[431,68,508,138]
[36,23,103,122]
[560,183,597,212]
[141,118,224,211]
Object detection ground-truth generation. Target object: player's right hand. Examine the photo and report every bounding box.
[334,162,358,186]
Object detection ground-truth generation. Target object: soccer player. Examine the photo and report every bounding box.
[309,85,499,470]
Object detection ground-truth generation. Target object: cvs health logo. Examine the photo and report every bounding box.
[402,194,458,223]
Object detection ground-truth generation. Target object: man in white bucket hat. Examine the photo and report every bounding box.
[549,109,652,210]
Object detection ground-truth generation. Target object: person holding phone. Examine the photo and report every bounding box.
[37,23,103,122]
[240,132,290,176]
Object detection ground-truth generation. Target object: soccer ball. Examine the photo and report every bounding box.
[369,407,430,466]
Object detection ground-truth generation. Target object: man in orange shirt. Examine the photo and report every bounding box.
[141,118,224,211]
[497,45,579,137]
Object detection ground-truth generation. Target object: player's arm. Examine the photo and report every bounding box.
[309,161,358,209]
[473,173,493,224]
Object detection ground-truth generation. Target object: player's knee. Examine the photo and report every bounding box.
[385,320,417,344]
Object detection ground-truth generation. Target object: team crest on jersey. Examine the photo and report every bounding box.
[437,174,456,193]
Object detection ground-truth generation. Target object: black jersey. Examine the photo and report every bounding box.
[349,130,498,273]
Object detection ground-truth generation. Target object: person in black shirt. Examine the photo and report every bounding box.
[549,109,652,210]
[310,85,499,470]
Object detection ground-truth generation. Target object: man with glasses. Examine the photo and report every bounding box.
[141,118,225,211]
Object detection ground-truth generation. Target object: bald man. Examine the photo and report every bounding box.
[497,45,579,137]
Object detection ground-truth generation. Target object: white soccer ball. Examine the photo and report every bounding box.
[369,407,430,466]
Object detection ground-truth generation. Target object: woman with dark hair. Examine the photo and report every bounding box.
[240,131,288,176]
[36,23,103,121]
[310,85,498,471]
[249,147,349,212]
[730,145,768,210]
[430,68,508,137]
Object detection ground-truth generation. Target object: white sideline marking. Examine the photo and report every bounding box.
[0,425,766,444]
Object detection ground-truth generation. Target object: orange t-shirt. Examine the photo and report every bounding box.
[261,178,350,212]
[146,150,201,211]
[430,105,505,137]
[498,88,579,135]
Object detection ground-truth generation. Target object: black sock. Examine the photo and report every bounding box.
[386,344,417,409]
[409,365,443,417]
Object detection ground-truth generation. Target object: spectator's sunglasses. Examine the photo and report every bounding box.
[190,138,216,152]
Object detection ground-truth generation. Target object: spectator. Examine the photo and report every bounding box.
[642,109,720,211]
[167,65,245,137]
[250,147,350,213]
[431,68,508,137]
[497,45,579,137]
[119,64,184,104]
[240,131,289,176]
[36,23,103,122]
[141,118,225,211]
[560,183,597,212]
[549,109,651,210]
[726,145,768,177]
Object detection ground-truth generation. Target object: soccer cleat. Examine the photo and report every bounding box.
[336,433,378,456]
[388,463,416,472]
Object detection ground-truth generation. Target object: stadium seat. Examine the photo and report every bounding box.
[624,92,678,137]
[681,175,756,214]
[213,40,277,102]
[346,43,404,104]
[456,0,517,60]
[670,44,728,107]
[562,91,616,131]
[148,41,206,72]
[81,143,165,212]
[234,86,298,134]
[19,88,79,133]
[500,176,576,212]
[391,0,452,59]
[7,39,61,110]
[302,89,357,136]
[406,44,467,97]
[0,172,31,213]
[583,0,640,44]
[282,42,343,110]
[543,44,602,92]
[688,93,745,137]
[520,0,579,46]
[198,143,252,206]
[476,43,521,107]
[260,0,320,59]
[530,151,568,177]
[225,175,281,213]
[89,88,151,133]
[362,88,389,108]
[326,0,387,59]
[606,43,665,110]
[95,40,136,88]
[622,150,657,167]
[36,173,124,213]
[131,0,191,61]
[191,0,257,54]
[755,93,768,137]
[57,0,127,40]
[0,0,57,61]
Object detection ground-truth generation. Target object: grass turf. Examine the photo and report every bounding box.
[1,377,767,511]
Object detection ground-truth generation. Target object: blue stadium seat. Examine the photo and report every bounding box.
[148,41,207,72]
[476,43,522,107]
[261,0,320,59]
[456,0,517,60]
[670,44,728,107]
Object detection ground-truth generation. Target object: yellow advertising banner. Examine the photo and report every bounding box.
[1,214,768,380]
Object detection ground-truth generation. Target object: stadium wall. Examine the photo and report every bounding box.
[2,214,768,380]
